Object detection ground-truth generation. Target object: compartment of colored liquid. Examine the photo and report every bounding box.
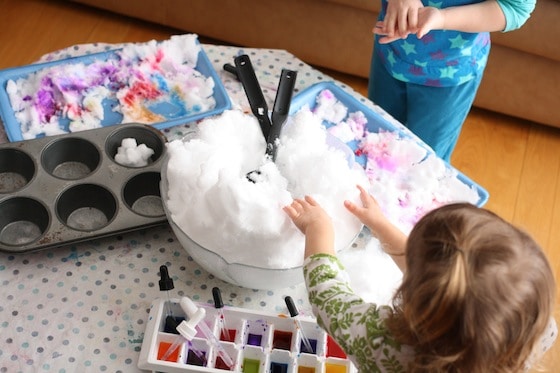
[273,330,293,350]
[326,335,347,359]
[270,316,297,351]
[270,362,289,373]
[184,339,209,367]
[269,349,292,373]
[158,340,181,362]
[243,318,271,347]
[187,349,207,366]
[296,320,325,355]
[240,345,266,373]
[210,342,239,371]
[220,328,237,343]
[299,338,318,355]
[325,362,349,373]
[297,368,315,373]
[214,308,245,343]
[156,332,189,364]
[242,359,260,373]
[295,354,321,373]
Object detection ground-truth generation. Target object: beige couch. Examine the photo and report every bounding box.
[70,0,560,128]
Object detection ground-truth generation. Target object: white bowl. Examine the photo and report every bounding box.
[160,155,309,289]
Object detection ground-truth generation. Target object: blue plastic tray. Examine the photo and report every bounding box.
[290,82,489,207]
[0,43,231,142]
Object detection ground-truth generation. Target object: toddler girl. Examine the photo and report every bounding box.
[284,185,557,372]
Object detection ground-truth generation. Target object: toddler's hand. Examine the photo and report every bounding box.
[344,185,391,231]
[284,196,331,235]
[284,196,335,257]
[345,185,407,269]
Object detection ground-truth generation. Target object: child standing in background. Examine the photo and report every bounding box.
[368,0,536,161]
[284,186,557,372]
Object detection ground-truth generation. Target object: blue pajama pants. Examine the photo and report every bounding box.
[368,50,484,162]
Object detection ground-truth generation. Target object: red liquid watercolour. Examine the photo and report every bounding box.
[272,330,293,350]
[326,335,347,359]
[215,355,233,371]
[220,328,237,342]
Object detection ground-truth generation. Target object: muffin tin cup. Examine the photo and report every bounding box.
[0,123,168,253]
[139,298,357,373]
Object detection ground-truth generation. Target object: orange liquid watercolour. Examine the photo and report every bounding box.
[157,341,179,362]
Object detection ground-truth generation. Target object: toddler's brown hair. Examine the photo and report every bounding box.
[388,203,555,372]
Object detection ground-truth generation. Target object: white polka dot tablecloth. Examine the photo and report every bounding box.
[0,41,399,373]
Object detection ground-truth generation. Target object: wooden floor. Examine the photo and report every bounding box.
[1,0,559,370]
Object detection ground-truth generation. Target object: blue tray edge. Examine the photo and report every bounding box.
[0,41,231,142]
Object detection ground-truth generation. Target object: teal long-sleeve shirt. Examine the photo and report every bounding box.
[497,0,536,31]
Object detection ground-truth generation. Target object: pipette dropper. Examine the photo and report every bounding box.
[285,296,314,354]
[212,287,231,341]
[181,297,234,368]
[160,297,207,363]
[159,265,174,318]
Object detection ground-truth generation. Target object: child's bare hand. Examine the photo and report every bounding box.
[283,196,331,235]
[379,0,424,39]
[345,185,407,267]
[284,196,335,257]
[344,185,391,231]
[374,6,444,43]
[415,7,444,38]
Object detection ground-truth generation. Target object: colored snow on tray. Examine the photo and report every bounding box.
[6,34,216,139]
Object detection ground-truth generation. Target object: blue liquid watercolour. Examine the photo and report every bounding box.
[300,338,318,354]
[270,362,289,373]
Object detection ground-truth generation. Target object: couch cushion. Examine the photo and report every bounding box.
[324,0,380,12]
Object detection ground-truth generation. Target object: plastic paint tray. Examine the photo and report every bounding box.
[0,123,168,253]
[289,82,490,207]
[138,297,357,373]
[0,42,231,142]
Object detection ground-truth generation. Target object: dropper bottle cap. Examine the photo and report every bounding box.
[176,297,206,340]
[285,296,298,317]
[159,265,174,291]
[212,287,224,309]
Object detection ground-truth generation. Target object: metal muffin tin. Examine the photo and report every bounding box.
[0,123,168,253]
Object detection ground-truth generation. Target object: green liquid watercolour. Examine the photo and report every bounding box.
[242,358,260,373]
